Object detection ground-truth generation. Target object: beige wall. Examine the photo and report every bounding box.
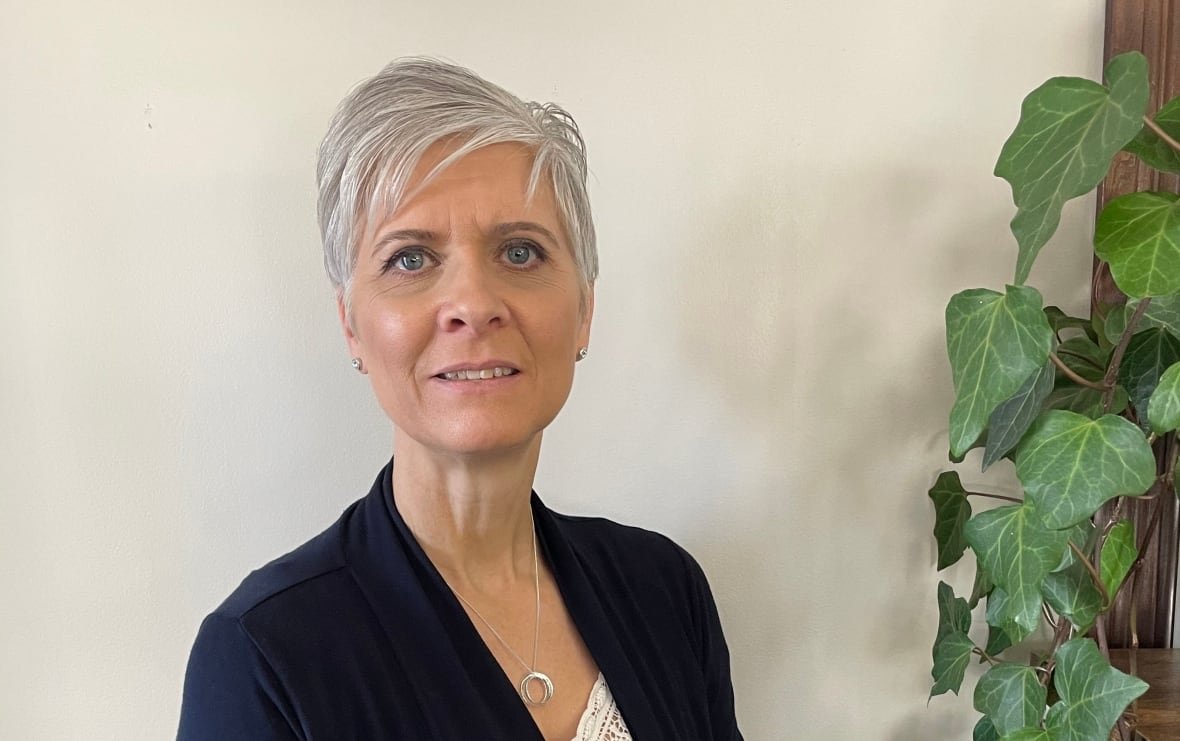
[1,1,1105,737]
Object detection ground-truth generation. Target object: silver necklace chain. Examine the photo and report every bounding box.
[449,520,553,704]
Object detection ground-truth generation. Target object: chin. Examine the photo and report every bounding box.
[426,436,542,461]
[396,420,550,460]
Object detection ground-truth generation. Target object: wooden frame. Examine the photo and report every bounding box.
[1097,0,1180,650]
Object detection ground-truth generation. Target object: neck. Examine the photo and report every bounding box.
[391,432,542,591]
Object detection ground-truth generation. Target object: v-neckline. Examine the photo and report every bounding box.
[344,461,662,740]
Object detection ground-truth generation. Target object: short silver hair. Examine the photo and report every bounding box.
[316,57,598,305]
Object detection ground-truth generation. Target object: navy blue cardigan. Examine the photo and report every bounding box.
[178,462,742,740]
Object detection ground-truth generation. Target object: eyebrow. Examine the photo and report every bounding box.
[370,229,439,256]
[491,221,560,244]
[370,222,560,256]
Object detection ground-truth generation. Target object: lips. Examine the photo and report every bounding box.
[437,366,519,381]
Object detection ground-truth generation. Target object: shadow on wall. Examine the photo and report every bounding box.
[668,160,1011,734]
[666,168,810,724]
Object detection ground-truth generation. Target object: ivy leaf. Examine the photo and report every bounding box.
[1044,306,1097,341]
[1001,730,1051,741]
[1099,520,1138,602]
[1054,337,1109,383]
[1041,561,1101,632]
[1095,192,1180,298]
[985,588,1033,644]
[974,664,1047,736]
[1141,293,1180,339]
[950,433,987,464]
[947,286,1054,458]
[931,632,976,698]
[1044,384,1129,419]
[995,51,1149,284]
[965,504,1069,637]
[974,717,1001,741]
[929,472,973,569]
[931,582,976,698]
[985,625,1014,658]
[1041,521,1097,633]
[1015,411,1156,529]
[1052,521,1095,572]
[984,359,1056,470]
[1044,638,1148,740]
[1123,93,1180,174]
[971,565,996,609]
[1147,361,1180,433]
[935,581,973,642]
[1103,291,1180,345]
[1120,327,1180,428]
[1101,306,1128,346]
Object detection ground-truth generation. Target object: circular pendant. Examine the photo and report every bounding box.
[519,671,554,705]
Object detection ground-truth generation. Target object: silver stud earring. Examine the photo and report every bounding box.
[351,357,364,373]
[576,347,589,362]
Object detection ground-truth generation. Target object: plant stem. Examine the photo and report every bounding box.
[1042,603,1058,630]
[1165,434,1179,489]
[1129,643,1141,727]
[1093,499,1119,661]
[1042,617,1074,686]
[1050,352,1109,391]
[1104,498,1126,540]
[966,491,1023,504]
[972,647,999,666]
[1130,581,1139,651]
[1070,541,1111,607]
[1100,484,1168,623]
[1117,716,1133,741]
[1103,298,1152,412]
[1144,114,1180,153]
[1126,485,1168,580]
[1094,549,1110,660]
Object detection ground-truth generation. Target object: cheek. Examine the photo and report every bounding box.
[358,307,430,374]
[532,306,582,353]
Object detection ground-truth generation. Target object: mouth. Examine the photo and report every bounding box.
[435,366,520,382]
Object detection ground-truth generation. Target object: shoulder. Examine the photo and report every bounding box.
[549,511,686,557]
[547,510,712,597]
[210,498,359,622]
[179,506,362,741]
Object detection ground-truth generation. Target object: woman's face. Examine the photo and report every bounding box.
[340,142,593,459]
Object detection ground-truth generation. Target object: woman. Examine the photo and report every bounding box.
[178,57,742,741]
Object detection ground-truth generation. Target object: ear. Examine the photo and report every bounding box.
[577,284,595,351]
[336,291,363,361]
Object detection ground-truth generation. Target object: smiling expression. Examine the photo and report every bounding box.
[340,142,594,459]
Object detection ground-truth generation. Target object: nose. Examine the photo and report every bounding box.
[436,254,509,334]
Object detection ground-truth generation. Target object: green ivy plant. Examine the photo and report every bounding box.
[928,51,1180,741]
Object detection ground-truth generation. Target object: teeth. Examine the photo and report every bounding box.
[441,367,517,381]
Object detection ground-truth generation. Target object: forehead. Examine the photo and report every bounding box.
[384,141,560,229]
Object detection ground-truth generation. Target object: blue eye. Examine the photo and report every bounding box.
[504,242,541,266]
[399,252,425,270]
[387,249,430,272]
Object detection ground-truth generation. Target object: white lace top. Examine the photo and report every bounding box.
[571,673,632,741]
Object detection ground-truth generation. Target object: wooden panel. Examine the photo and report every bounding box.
[1098,0,1180,650]
[1110,649,1180,740]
